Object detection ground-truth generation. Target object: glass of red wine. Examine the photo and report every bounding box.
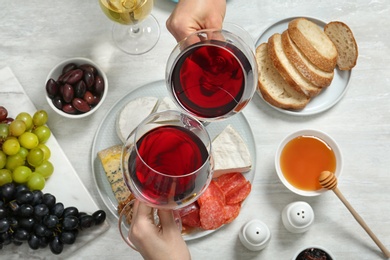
[118,110,213,249]
[165,24,258,123]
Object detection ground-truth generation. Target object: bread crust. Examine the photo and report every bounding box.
[281,30,334,88]
[268,33,321,97]
[324,21,358,70]
[256,43,310,110]
[288,18,337,72]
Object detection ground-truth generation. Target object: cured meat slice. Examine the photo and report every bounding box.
[224,203,241,224]
[225,181,251,205]
[177,202,198,218]
[181,207,201,228]
[216,172,248,195]
[199,199,225,230]
[197,181,225,206]
[213,172,237,188]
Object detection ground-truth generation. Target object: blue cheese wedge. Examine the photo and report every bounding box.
[97,144,130,203]
[212,125,252,178]
[116,96,159,143]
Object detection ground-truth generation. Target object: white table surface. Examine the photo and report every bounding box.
[1,0,389,259]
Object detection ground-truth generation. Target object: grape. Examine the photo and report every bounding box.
[42,193,56,208]
[14,228,30,241]
[27,172,45,190]
[2,138,20,155]
[59,231,76,245]
[0,150,7,169]
[0,106,8,122]
[36,143,51,160]
[0,123,9,139]
[17,204,34,217]
[0,218,10,233]
[0,169,12,186]
[17,147,29,159]
[16,112,33,131]
[32,125,51,143]
[31,190,43,205]
[15,189,34,204]
[49,236,63,255]
[43,214,59,229]
[27,147,44,167]
[18,217,35,231]
[51,202,64,217]
[12,165,32,184]
[1,182,15,200]
[18,132,39,149]
[92,210,106,225]
[62,216,79,231]
[79,215,94,229]
[9,119,26,137]
[35,160,54,179]
[28,234,40,250]
[5,154,25,171]
[34,204,49,218]
[33,110,48,127]
[63,206,79,217]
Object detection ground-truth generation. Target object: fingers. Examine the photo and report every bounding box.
[158,209,178,231]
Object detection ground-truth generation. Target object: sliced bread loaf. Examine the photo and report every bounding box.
[324,21,358,70]
[256,43,310,110]
[281,30,334,88]
[268,33,321,97]
[288,18,337,72]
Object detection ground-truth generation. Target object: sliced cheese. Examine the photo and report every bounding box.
[211,125,252,178]
[116,96,159,143]
[97,144,131,203]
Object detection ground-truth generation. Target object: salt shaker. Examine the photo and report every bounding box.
[282,201,314,233]
[239,219,271,251]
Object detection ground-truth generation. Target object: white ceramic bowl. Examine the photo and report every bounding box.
[292,245,336,260]
[275,129,343,196]
[45,57,108,119]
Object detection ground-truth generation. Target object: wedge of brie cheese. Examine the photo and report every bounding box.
[116,96,158,143]
[211,125,252,178]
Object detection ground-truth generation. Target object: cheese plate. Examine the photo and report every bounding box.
[91,80,257,240]
[255,16,352,116]
[0,66,110,258]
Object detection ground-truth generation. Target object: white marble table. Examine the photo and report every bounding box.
[1,0,389,259]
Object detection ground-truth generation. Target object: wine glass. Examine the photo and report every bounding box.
[99,0,160,55]
[165,23,258,123]
[118,110,213,249]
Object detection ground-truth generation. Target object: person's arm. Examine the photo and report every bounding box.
[166,0,227,42]
[129,200,191,260]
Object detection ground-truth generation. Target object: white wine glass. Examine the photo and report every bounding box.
[99,0,160,55]
[118,110,213,249]
[165,23,258,123]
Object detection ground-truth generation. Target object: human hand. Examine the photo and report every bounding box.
[166,0,227,42]
[129,200,191,260]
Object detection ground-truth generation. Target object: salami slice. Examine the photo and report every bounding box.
[217,172,248,195]
[199,199,226,230]
[181,207,201,228]
[198,180,225,206]
[225,181,251,205]
[177,202,199,218]
[213,172,237,188]
[224,203,241,224]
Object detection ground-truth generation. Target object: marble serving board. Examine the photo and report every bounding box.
[0,66,110,259]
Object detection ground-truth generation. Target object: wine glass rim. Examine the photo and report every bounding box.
[132,110,213,178]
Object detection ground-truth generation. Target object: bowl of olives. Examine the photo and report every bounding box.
[45,57,108,119]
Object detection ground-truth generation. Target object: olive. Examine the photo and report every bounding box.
[61,63,77,75]
[94,75,105,95]
[45,79,59,99]
[62,84,74,103]
[72,98,90,113]
[83,91,94,105]
[74,80,86,98]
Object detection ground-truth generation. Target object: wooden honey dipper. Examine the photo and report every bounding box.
[319,171,390,258]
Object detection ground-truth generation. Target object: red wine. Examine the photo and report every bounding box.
[129,125,210,206]
[169,40,252,118]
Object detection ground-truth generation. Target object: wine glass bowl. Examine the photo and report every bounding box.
[166,25,258,122]
[99,0,160,55]
[121,110,213,210]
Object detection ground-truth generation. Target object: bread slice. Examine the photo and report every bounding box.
[288,18,337,72]
[324,21,358,70]
[268,33,321,97]
[256,43,310,110]
[281,30,334,88]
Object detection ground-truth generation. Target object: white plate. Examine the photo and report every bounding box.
[255,16,352,116]
[0,66,110,259]
[91,80,256,241]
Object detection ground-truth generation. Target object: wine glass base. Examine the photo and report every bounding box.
[112,14,160,55]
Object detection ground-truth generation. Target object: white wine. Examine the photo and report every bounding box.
[99,0,153,25]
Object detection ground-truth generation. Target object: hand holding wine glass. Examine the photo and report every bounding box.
[99,0,160,54]
[129,200,191,260]
[166,0,227,42]
[118,110,213,249]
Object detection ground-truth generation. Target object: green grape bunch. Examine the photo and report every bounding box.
[0,106,54,190]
